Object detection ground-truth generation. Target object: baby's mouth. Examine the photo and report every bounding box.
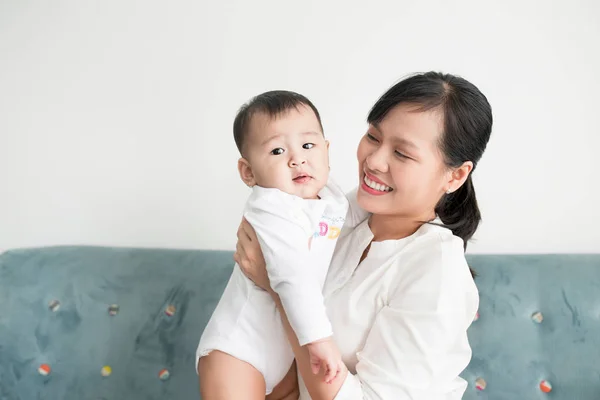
[293,174,312,184]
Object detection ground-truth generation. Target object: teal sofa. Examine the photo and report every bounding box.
[1,247,599,399]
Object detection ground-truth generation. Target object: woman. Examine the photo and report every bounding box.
[206,71,493,399]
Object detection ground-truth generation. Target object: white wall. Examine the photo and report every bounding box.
[1,0,599,254]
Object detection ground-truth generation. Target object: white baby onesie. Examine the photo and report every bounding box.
[196,179,348,394]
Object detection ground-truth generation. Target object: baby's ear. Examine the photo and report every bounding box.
[238,158,256,187]
[326,140,330,150]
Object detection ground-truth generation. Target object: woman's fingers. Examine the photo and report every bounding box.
[237,219,251,242]
[235,218,254,268]
[235,218,268,289]
[234,242,241,264]
[238,219,260,264]
[235,241,249,268]
[240,218,257,242]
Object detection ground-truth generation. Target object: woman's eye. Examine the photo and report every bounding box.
[270,148,285,155]
[303,143,315,149]
[366,133,379,142]
[395,150,408,159]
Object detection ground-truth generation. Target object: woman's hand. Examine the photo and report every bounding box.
[234,218,272,293]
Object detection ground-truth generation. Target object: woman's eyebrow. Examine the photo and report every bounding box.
[371,123,419,151]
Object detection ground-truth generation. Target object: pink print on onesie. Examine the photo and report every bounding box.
[308,214,345,250]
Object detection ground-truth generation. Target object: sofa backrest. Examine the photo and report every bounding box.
[1,247,598,399]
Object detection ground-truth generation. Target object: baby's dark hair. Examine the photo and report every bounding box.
[233,90,323,155]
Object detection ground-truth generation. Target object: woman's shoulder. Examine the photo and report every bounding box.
[388,223,476,307]
[342,187,370,229]
[412,221,466,261]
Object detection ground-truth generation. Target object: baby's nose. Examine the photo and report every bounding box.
[289,157,307,167]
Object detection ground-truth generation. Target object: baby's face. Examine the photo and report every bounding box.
[241,105,329,199]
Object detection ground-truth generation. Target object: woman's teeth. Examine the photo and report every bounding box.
[364,175,392,192]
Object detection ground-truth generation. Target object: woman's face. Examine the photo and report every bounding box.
[356,103,451,221]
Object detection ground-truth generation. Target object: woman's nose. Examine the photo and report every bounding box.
[365,147,389,173]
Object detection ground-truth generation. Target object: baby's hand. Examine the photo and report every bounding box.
[306,337,343,384]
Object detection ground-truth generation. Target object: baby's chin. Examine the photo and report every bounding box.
[256,176,327,199]
[291,186,322,200]
[290,181,326,200]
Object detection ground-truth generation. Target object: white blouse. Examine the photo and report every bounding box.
[298,205,479,399]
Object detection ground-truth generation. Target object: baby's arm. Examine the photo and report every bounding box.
[243,188,333,348]
[306,337,344,383]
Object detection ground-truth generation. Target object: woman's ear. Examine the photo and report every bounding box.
[238,158,256,187]
[445,161,473,194]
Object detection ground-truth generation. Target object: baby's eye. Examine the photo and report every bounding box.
[303,143,315,149]
[270,148,285,155]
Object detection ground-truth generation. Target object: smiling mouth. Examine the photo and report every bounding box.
[363,174,393,192]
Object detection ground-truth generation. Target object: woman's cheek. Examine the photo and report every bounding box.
[356,137,369,162]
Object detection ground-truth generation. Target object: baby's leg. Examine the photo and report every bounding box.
[198,350,266,400]
[266,362,299,400]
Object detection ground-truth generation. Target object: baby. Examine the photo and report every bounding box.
[196,90,348,395]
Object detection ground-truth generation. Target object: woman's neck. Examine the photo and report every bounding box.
[368,211,435,242]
